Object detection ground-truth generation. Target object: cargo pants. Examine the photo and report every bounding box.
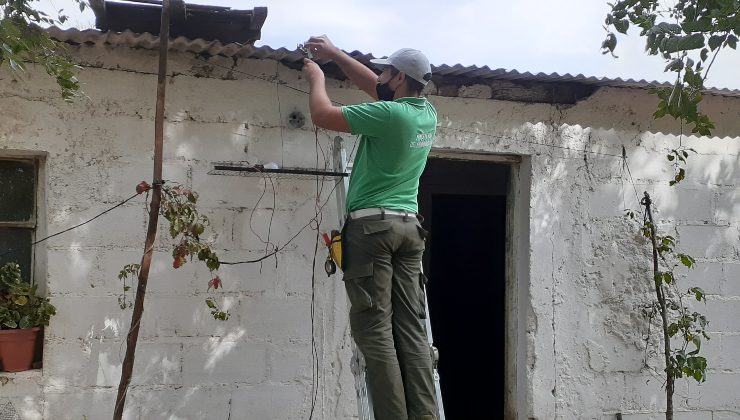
[342,213,437,420]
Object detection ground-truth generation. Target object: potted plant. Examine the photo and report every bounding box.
[0,262,56,372]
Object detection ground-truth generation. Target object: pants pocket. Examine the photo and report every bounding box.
[343,262,375,314]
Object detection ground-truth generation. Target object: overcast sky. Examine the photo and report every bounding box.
[35,0,740,89]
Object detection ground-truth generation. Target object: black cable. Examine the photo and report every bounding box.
[0,193,140,259]
[308,221,320,420]
[244,167,278,271]
[621,146,643,205]
[308,126,325,420]
[217,184,340,265]
[220,132,338,266]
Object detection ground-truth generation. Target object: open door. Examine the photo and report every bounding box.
[418,156,510,418]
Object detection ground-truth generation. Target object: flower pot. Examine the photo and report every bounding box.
[0,327,41,372]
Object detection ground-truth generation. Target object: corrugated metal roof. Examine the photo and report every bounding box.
[48,27,740,98]
[91,1,268,45]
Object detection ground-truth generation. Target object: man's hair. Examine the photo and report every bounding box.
[390,66,426,96]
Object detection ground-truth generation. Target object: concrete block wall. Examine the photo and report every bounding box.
[0,46,358,419]
[1,42,738,419]
[430,85,740,419]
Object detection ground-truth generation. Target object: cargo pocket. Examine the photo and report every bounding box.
[416,224,429,242]
[343,262,375,314]
[418,272,429,319]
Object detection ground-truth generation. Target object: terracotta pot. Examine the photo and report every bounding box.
[0,327,41,372]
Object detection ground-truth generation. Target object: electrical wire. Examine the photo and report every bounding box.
[244,167,278,272]
[308,126,323,420]
[0,193,140,260]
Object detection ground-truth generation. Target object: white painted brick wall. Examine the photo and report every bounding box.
[1,44,738,420]
[182,340,268,385]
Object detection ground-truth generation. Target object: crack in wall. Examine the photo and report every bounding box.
[549,221,559,418]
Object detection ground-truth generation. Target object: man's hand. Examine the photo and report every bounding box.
[302,58,325,86]
[303,35,340,62]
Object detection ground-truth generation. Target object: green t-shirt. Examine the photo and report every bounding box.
[341,96,437,213]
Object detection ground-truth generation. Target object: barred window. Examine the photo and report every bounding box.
[0,158,38,283]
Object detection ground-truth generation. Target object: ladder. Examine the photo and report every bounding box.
[331,136,446,420]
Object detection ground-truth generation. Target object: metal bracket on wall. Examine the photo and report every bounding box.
[208,162,348,181]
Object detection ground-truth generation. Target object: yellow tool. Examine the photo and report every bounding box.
[322,230,342,275]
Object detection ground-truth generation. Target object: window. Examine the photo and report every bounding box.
[0,158,38,283]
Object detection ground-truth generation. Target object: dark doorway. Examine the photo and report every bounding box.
[418,157,509,419]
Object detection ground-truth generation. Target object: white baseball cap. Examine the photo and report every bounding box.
[370,48,433,85]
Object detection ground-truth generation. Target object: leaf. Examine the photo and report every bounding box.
[602,33,618,55]
[205,298,217,309]
[206,258,220,271]
[665,58,684,72]
[19,316,31,329]
[653,22,683,35]
[689,287,705,301]
[691,336,702,351]
[676,168,686,183]
[614,19,630,34]
[208,276,222,291]
[13,295,28,306]
[727,34,738,49]
[700,48,709,62]
[663,271,674,284]
[677,33,706,51]
[708,34,726,51]
[682,17,713,33]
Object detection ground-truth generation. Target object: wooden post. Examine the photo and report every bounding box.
[642,192,674,420]
[113,1,171,418]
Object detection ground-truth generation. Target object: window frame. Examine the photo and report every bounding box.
[0,151,47,287]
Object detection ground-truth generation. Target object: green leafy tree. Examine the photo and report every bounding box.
[0,0,87,100]
[603,0,740,137]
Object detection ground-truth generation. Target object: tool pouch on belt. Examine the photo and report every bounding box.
[322,230,343,276]
[330,230,342,270]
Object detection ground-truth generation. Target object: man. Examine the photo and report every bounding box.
[302,35,437,420]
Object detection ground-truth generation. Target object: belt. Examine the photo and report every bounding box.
[348,207,416,219]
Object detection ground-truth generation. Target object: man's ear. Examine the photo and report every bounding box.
[395,71,407,88]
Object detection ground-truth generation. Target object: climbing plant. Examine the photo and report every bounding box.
[0,0,88,101]
[623,193,709,420]
[603,0,740,138]
[118,181,228,320]
[603,5,722,416]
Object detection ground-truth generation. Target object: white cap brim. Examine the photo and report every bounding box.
[369,58,392,68]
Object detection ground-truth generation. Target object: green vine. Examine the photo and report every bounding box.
[627,192,710,419]
[118,181,228,321]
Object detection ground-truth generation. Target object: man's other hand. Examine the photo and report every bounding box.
[302,58,325,85]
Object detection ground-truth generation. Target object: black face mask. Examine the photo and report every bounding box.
[376,81,395,101]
